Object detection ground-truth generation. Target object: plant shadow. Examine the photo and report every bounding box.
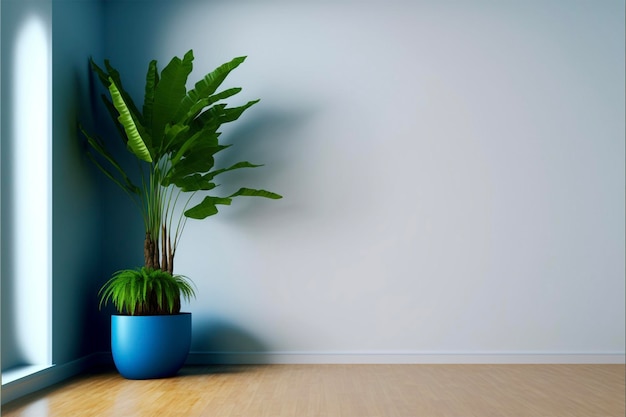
[178,318,270,376]
[177,364,259,377]
[211,105,316,220]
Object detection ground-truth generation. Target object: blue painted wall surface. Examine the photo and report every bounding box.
[99,0,625,358]
[51,0,106,363]
[2,0,106,371]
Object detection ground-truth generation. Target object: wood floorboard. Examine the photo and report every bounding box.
[2,364,624,417]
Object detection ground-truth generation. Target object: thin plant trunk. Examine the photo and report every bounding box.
[159,225,175,274]
[161,224,168,273]
[145,228,175,274]
[167,234,174,275]
[144,232,160,270]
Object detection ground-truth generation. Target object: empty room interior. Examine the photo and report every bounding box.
[1,0,625,416]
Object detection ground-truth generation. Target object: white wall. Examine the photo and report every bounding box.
[103,0,625,361]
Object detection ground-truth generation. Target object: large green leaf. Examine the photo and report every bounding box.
[220,100,260,124]
[90,58,112,88]
[100,94,127,144]
[228,187,283,200]
[79,124,140,195]
[180,87,242,126]
[143,60,159,136]
[176,105,227,152]
[108,77,153,163]
[168,153,217,180]
[171,174,217,192]
[152,50,194,154]
[175,56,247,121]
[163,143,228,187]
[194,100,259,128]
[184,196,233,219]
[91,59,133,146]
[169,127,204,167]
[170,97,254,159]
[103,60,144,127]
[205,161,263,181]
[183,188,282,220]
[163,123,190,154]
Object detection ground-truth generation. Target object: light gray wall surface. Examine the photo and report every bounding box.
[101,0,625,359]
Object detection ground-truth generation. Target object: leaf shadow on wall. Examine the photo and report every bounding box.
[212,105,316,220]
[191,318,269,363]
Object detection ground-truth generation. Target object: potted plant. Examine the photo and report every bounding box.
[80,50,281,379]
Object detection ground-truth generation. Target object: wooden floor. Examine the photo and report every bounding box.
[2,364,624,417]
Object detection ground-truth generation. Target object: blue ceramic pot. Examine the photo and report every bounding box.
[111,313,191,380]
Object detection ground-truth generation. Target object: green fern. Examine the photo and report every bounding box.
[99,267,196,315]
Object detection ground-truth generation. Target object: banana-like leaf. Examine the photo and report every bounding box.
[184,188,281,220]
[166,142,232,183]
[166,128,215,161]
[172,174,217,192]
[169,127,204,167]
[163,123,190,154]
[163,143,228,186]
[79,124,140,195]
[108,77,153,163]
[184,196,233,219]
[143,60,159,136]
[170,159,260,190]
[228,187,283,200]
[220,100,260,124]
[168,119,226,169]
[152,50,194,154]
[168,153,216,181]
[86,152,139,197]
[205,161,263,181]
[179,104,227,150]
[90,58,111,88]
[102,60,144,127]
[92,59,134,146]
[100,94,128,145]
[194,100,259,128]
[175,56,247,122]
[181,87,242,126]
[169,100,239,159]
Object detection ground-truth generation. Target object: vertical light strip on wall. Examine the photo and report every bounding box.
[12,13,52,367]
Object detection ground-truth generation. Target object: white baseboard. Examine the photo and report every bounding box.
[186,351,626,365]
[1,352,108,406]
